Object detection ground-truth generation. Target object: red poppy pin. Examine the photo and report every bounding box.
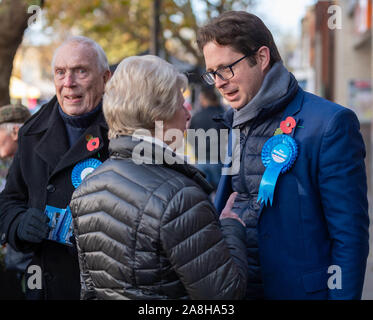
[280,117,296,134]
[87,137,100,151]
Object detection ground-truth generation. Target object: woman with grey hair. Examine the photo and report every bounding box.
[70,55,248,300]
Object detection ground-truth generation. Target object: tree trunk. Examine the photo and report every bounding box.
[0,0,31,106]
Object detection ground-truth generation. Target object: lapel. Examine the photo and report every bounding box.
[32,99,70,175]
[30,99,108,179]
[51,112,108,178]
[257,88,305,221]
[280,87,305,138]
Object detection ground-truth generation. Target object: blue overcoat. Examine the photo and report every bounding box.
[215,88,369,299]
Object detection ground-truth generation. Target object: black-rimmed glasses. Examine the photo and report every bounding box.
[201,55,250,85]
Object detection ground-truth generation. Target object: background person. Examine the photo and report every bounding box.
[70,55,248,300]
[0,104,30,161]
[188,86,226,190]
[0,104,32,299]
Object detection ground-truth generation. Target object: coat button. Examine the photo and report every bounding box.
[46,184,56,193]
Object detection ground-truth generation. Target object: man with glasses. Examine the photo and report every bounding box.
[197,11,369,300]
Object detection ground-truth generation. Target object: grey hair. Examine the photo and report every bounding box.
[0,123,22,134]
[51,36,109,72]
[103,55,188,138]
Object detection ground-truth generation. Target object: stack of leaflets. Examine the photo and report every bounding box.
[44,205,74,246]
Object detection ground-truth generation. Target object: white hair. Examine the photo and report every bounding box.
[51,36,109,72]
[103,55,188,139]
[0,123,22,134]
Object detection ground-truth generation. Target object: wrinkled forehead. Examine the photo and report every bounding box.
[53,42,99,69]
[0,126,12,137]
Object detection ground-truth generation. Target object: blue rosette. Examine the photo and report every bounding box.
[258,134,298,206]
[71,158,102,189]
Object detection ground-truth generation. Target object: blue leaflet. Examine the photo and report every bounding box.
[58,206,74,245]
[44,205,73,246]
[45,205,65,242]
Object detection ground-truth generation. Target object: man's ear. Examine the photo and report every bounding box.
[256,46,271,72]
[103,70,111,85]
[11,125,20,141]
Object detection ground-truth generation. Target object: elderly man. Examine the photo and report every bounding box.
[197,11,369,300]
[0,36,111,300]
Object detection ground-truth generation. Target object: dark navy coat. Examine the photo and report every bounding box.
[215,88,369,299]
[0,97,109,299]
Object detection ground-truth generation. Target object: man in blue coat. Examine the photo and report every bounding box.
[197,11,369,299]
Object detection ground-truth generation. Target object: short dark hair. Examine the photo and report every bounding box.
[197,11,282,67]
[200,86,220,105]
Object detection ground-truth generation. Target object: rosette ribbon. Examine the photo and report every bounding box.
[71,158,102,189]
[257,134,298,206]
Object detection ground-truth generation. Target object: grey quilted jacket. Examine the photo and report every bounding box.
[70,136,248,300]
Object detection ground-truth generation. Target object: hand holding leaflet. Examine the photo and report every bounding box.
[44,205,74,246]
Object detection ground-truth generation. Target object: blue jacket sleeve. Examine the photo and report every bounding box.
[318,108,369,299]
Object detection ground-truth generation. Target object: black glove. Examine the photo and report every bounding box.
[17,208,50,243]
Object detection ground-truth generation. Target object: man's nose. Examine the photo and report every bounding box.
[63,72,76,87]
[214,75,228,89]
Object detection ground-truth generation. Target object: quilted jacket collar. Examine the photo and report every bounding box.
[109,135,215,194]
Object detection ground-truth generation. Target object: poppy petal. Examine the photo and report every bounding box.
[87,137,100,151]
[286,116,296,128]
[280,121,292,134]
